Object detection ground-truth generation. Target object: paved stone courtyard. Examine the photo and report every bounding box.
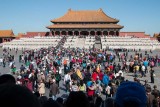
[0,48,160,99]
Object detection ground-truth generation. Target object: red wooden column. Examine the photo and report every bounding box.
[66,31,68,36]
[108,31,110,36]
[60,31,62,36]
[52,31,55,36]
[2,38,4,43]
[114,31,116,36]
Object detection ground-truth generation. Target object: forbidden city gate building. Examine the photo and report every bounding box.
[47,9,123,36]
[0,30,15,43]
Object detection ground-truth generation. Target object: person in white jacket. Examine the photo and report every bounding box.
[64,72,72,92]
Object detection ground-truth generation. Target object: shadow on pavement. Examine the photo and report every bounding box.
[59,86,66,91]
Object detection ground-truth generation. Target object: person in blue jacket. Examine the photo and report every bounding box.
[143,60,149,74]
[102,72,110,87]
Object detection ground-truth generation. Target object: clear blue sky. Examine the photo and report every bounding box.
[0,0,160,36]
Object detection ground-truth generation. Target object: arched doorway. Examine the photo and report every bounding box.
[74,31,79,36]
[68,31,73,35]
[81,31,89,36]
[55,31,60,35]
[90,31,95,36]
[96,31,102,35]
[157,35,160,42]
[0,38,2,43]
[116,31,119,36]
[61,31,66,35]
[109,31,114,36]
[52,31,55,36]
[103,31,108,36]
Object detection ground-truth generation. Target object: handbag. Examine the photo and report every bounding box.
[153,73,156,77]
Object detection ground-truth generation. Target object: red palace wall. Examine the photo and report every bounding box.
[119,32,148,38]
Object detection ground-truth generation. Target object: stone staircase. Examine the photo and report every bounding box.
[94,36,102,49]
[77,38,85,48]
[56,36,66,48]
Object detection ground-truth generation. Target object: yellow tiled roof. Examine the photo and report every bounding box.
[51,9,119,23]
[153,33,160,37]
[47,24,123,29]
[145,34,150,37]
[15,33,25,38]
[0,30,14,37]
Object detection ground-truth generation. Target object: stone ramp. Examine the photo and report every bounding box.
[94,39,102,49]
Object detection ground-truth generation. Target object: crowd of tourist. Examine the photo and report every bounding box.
[0,46,160,107]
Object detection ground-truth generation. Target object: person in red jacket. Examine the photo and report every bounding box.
[98,70,104,81]
[26,79,33,92]
[87,82,96,99]
[92,71,98,81]
[109,64,113,72]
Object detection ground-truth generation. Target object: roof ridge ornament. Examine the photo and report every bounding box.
[68,8,72,11]
[99,8,103,12]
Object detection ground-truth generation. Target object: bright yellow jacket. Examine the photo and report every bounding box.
[76,69,83,80]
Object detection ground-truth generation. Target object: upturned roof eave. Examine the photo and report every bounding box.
[47,26,123,29]
[51,20,119,23]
